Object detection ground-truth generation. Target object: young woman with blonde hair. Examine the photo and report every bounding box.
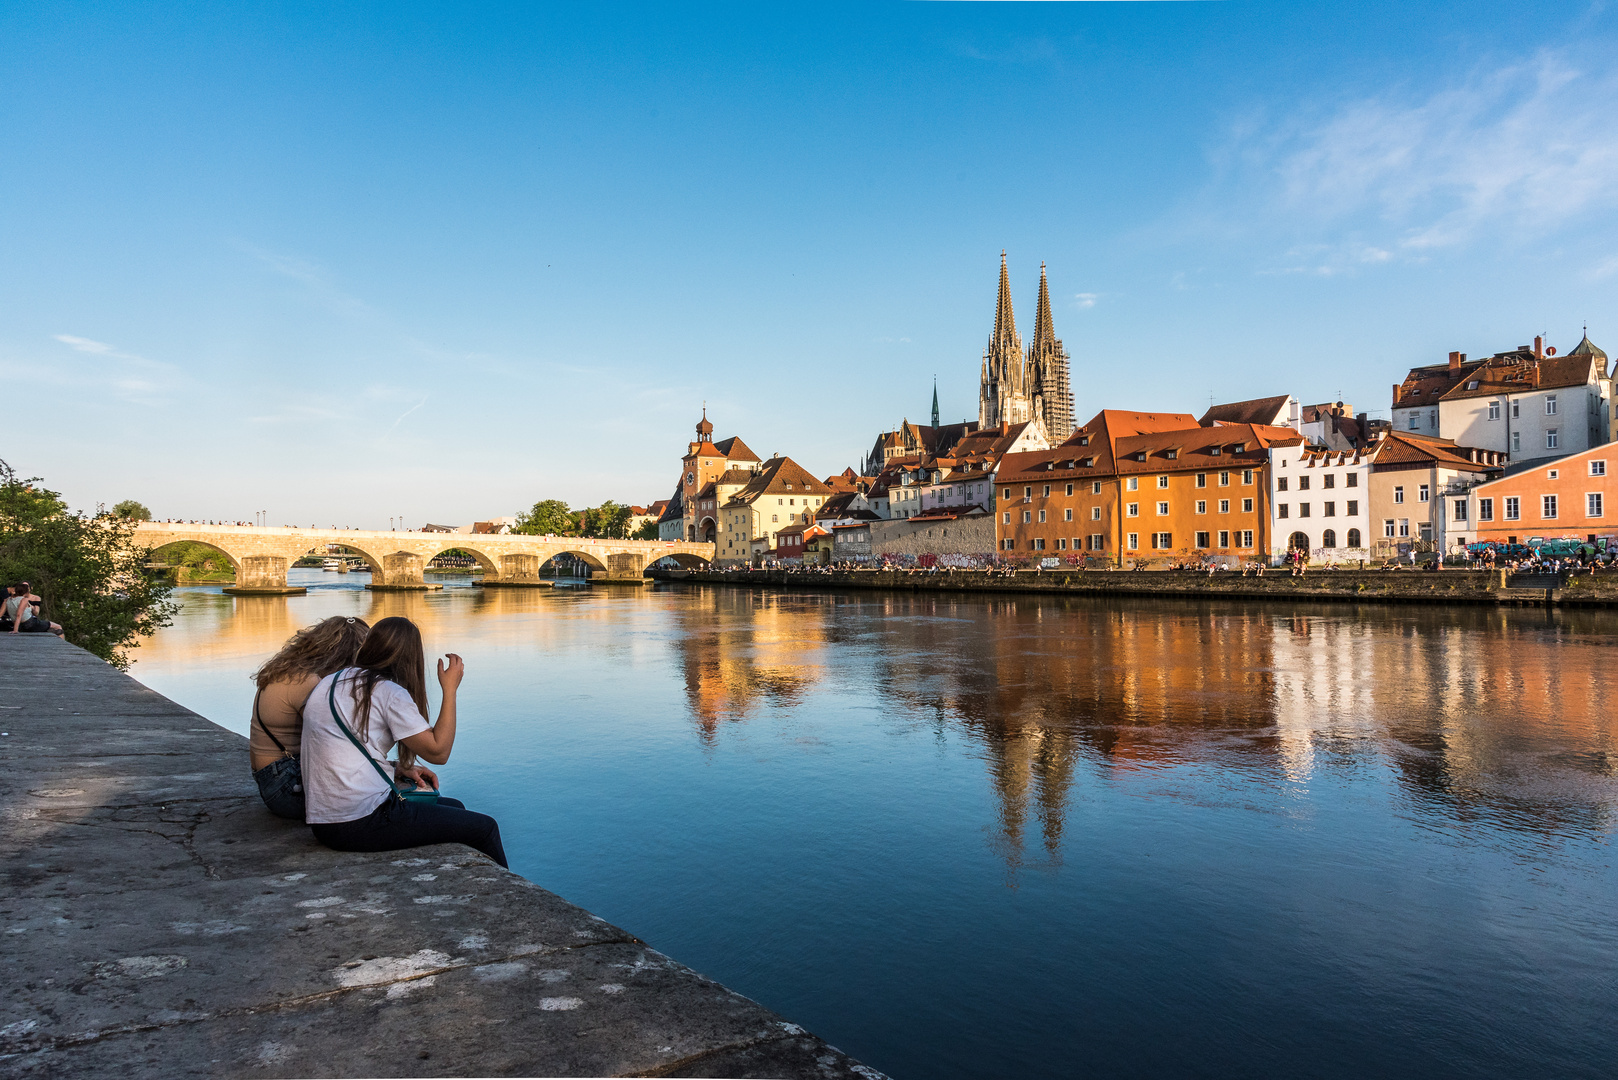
[251,616,371,819]
[301,616,505,867]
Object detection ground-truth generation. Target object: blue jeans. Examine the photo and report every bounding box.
[310,795,507,868]
[253,756,305,820]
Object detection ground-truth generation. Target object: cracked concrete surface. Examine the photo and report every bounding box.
[0,637,887,1079]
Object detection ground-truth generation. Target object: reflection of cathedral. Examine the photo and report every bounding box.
[980,252,1075,442]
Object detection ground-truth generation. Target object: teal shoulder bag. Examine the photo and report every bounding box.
[326,673,440,804]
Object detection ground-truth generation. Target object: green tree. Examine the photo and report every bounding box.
[514,499,577,536]
[111,499,151,520]
[0,459,176,669]
[631,518,660,540]
[577,500,632,539]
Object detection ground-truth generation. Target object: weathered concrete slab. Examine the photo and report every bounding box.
[0,636,885,1079]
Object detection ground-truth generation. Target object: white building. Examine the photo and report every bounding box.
[1268,441,1375,562]
[1392,335,1612,466]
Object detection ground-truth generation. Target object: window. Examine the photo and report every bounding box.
[1542,495,1558,518]
[1218,530,1230,548]
[1219,472,1231,486]
[772,514,778,522]
[1346,500,1358,516]
[1346,474,1358,488]
[1218,499,1230,514]
[1242,498,1254,513]
[1322,529,1337,547]
[1157,475,1169,489]
[1196,473,1207,488]
[1024,486,1033,498]
[1546,395,1558,415]
[1092,481,1102,494]
[1127,503,1140,517]
[1511,431,1521,453]
[1239,530,1254,548]
[1243,470,1254,484]
[1298,476,1311,492]
[1467,380,1479,390]
[1279,504,1290,519]
[1043,485,1051,497]
[1453,499,1467,521]
[1277,477,1289,492]
[1512,400,1521,419]
[1127,477,1139,491]
[1299,503,1311,518]
[1037,510,1046,523]
[1505,496,1520,520]
[1033,538,1046,551]
[1003,512,1011,524]
[1547,430,1559,449]
[1004,487,1012,499]
[1196,500,1207,514]
[1022,511,1032,523]
[1429,409,1437,428]
[1420,522,1433,542]
[1323,474,1335,489]
[1418,484,1429,503]
[1195,531,1210,548]
[1127,533,1139,550]
[1479,497,1493,521]
[1324,501,1336,517]
[1064,508,1073,521]
[1091,507,1101,520]
[1408,413,1420,430]
[1065,483,1074,496]
[1488,401,1500,420]
[1399,519,1410,537]
[1156,502,1169,515]
[1002,538,1015,550]
[1151,532,1172,549]
[1394,486,1405,504]
[1347,528,1361,547]
[1590,493,1605,518]
[1090,534,1105,550]
[1384,519,1396,538]
[1592,460,1608,477]
[1056,538,1067,550]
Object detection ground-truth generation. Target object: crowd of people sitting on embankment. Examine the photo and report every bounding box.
[248,615,506,867]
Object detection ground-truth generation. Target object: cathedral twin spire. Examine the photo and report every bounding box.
[979,252,1074,439]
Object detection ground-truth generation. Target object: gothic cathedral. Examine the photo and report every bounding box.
[978,252,1074,441]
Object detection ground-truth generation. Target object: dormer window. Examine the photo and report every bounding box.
[1466,380,1479,390]
[1135,452,1147,462]
[1078,436,1090,446]
[1209,446,1221,455]
[1167,449,1179,460]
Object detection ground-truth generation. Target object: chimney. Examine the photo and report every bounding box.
[1448,350,1461,372]
[1533,363,1541,388]
[1000,420,1008,436]
[1392,383,1401,405]
[1534,335,1544,359]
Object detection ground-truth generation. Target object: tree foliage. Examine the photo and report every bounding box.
[112,499,151,520]
[577,500,633,539]
[0,460,176,669]
[631,518,661,540]
[513,499,577,536]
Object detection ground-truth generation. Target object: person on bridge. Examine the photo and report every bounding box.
[250,616,372,820]
[300,616,507,868]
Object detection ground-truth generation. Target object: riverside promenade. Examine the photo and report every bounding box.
[0,637,884,1080]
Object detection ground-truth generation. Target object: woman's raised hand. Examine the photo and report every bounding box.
[437,652,465,693]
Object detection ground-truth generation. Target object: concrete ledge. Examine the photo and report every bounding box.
[221,586,308,596]
[589,577,653,587]
[363,583,445,592]
[0,636,884,1080]
[477,579,554,588]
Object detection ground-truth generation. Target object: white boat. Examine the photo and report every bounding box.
[322,558,341,571]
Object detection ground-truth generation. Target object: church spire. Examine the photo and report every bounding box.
[931,377,940,429]
[1033,262,1054,350]
[993,250,1017,344]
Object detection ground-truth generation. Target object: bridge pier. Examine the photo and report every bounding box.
[365,551,443,592]
[222,555,306,596]
[480,553,554,588]
[593,552,653,586]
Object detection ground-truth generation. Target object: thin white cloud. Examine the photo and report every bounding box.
[1263,50,1618,252]
[388,396,430,429]
[1073,293,1097,309]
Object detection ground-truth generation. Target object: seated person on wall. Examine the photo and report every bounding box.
[300,616,507,868]
[5,583,63,637]
[250,616,372,820]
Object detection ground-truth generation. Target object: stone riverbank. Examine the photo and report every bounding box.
[0,636,885,1080]
[653,567,1618,607]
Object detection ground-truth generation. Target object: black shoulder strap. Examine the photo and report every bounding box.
[254,689,291,757]
[326,671,404,800]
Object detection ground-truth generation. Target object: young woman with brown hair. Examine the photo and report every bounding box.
[250,616,372,819]
[300,616,506,867]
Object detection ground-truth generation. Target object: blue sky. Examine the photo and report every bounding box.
[4,1,1617,525]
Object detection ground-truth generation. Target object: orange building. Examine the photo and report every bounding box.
[996,412,1298,560]
[1465,444,1618,546]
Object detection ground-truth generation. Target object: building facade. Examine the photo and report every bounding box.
[977,252,1074,442]
[1269,442,1374,560]
[715,456,832,566]
[1364,432,1503,555]
[679,411,761,543]
[1465,445,1618,546]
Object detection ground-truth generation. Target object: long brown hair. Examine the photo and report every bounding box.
[346,616,429,741]
[253,617,370,690]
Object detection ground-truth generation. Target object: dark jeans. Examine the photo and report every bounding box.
[310,796,507,868]
[253,755,305,820]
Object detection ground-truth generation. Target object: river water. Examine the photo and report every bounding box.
[129,570,1618,1079]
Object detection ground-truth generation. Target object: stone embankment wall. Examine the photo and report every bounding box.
[869,516,996,557]
[655,567,1618,607]
[0,637,884,1080]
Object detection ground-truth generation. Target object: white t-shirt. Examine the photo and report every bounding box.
[301,670,431,824]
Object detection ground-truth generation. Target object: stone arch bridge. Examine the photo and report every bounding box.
[134,523,714,594]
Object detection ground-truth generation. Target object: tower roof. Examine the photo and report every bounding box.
[1568,331,1607,361]
[695,407,713,437]
[993,250,1017,343]
[1032,262,1054,350]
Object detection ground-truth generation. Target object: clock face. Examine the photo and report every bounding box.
[686,472,695,485]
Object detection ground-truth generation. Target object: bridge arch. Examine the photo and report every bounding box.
[145,540,242,577]
[542,549,609,574]
[655,551,710,570]
[428,544,497,577]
